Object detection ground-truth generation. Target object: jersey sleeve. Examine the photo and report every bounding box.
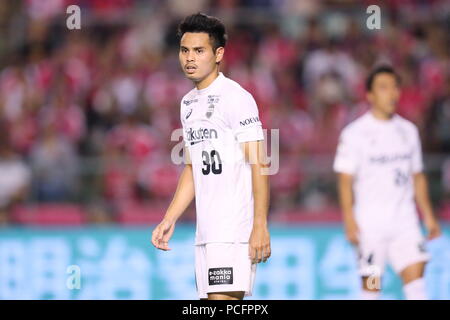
[411,127,424,174]
[180,103,189,148]
[333,128,360,175]
[226,91,264,143]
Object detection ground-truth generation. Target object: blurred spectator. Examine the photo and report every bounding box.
[303,38,360,98]
[0,126,31,224]
[30,120,79,202]
[426,76,450,153]
[0,0,448,222]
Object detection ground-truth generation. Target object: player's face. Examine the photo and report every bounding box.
[179,32,223,83]
[367,73,400,116]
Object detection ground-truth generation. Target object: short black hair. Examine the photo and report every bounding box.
[366,65,401,91]
[177,13,227,52]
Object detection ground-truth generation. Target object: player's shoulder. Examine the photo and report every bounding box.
[340,113,370,137]
[393,114,419,134]
[180,88,197,108]
[221,75,255,103]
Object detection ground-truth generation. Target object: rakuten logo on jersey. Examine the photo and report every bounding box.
[369,152,412,164]
[186,127,218,144]
[239,116,260,127]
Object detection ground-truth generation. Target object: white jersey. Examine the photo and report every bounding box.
[180,72,264,245]
[333,112,423,232]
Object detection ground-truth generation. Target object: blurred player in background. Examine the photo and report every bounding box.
[151,13,271,300]
[334,65,442,300]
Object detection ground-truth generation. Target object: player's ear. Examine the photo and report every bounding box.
[215,47,224,64]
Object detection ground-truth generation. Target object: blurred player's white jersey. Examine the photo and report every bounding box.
[334,112,429,276]
[180,72,264,245]
[333,112,423,232]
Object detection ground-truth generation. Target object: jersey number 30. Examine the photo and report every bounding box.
[202,150,222,175]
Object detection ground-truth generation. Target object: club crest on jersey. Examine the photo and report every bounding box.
[206,104,215,118]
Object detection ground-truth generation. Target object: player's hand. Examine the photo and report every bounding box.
[249,225,271,264]
[425,218,441,240]
[151,219,176,251]
[344,218,359,245]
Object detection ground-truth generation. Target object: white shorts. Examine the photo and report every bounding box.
[194,242,256,299]
[356,224,430,277]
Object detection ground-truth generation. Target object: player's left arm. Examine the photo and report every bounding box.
[411,127,442,240]
[413,172,442,240]
[242,140,271,264]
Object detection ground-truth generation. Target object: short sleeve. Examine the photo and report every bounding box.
[226,92,264,143]
[180,103,189,148]
[411,128,424,173]
[333,129,360,175]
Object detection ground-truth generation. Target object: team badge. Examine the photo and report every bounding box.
[206,104,214,118]
[206,95,220,119]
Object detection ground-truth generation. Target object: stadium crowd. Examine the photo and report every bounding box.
[0,0,449,224]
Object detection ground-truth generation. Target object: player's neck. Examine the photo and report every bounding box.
[370,108,394,121]
[195,70,220,91]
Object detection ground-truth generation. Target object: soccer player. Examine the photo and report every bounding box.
[334,65,442,300]
[151,13,271,300]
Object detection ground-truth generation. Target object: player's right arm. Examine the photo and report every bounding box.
[334,128,360,245]
[151,147,195,251]
[337,173,359,245]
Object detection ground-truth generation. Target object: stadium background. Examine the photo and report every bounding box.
[0,0,449,299]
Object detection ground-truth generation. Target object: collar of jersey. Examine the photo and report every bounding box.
[367,111,398,126]
[195,72,224,95]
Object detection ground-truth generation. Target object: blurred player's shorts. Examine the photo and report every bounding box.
[357,224,430,277]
